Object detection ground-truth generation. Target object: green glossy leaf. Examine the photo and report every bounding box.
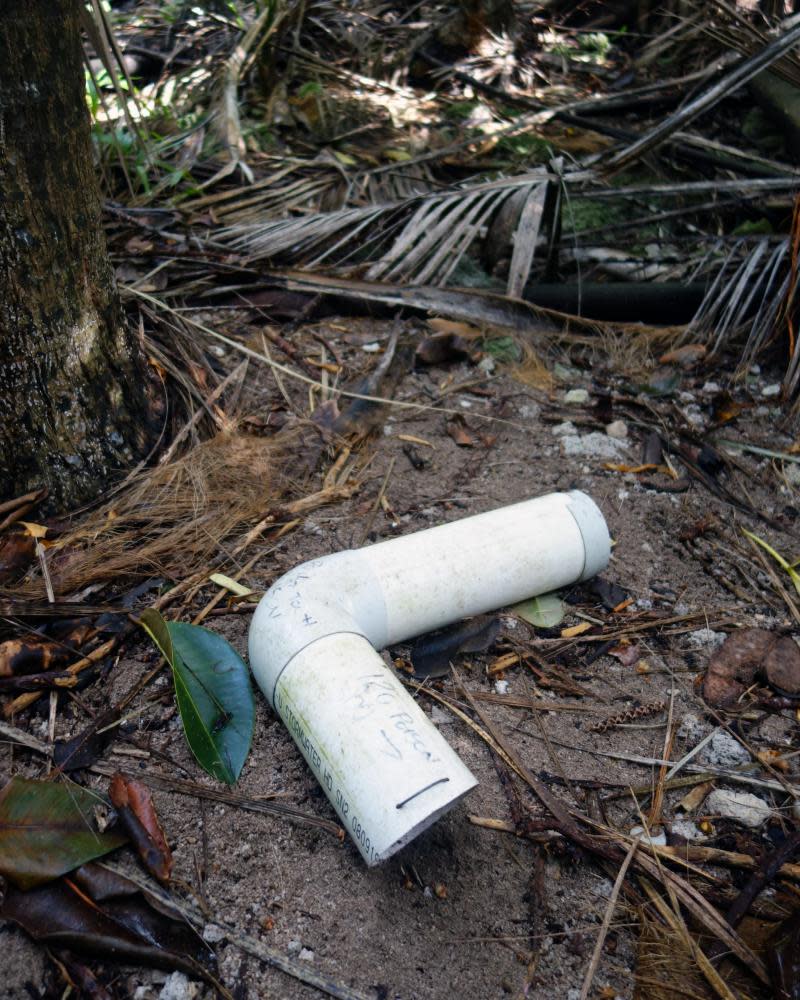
[140,609,254,784]
[0,777,127,889]
[509,591,565,629]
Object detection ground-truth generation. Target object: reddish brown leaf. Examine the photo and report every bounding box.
[0,528,36,583]
[109,773,172,884]
[608,642,640,667]
[700,629,799,707]
[446,415,475,447]
[659,344,707,368]
[0,862,214,979]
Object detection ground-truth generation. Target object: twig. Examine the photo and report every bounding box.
[579,838,638,1000]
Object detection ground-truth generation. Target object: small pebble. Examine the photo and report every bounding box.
[700,730,751,770]
[669,818,706,842]
[630,824,667,846]
[494,680,510,695]
[299,948,315,963]
[705,789,772,828]
[362,342,381,353]
[564,388,589,405]
[287,940,302,956]
[158,973,197,1000]
[605,419,628,440]
[202,923,225,944]
[551,420,577,437]
[686,628,726,650]
[762,383,781,398]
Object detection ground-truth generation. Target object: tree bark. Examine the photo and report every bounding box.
[0,0,157,511]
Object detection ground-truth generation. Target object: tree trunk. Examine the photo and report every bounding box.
[0,0,157,511]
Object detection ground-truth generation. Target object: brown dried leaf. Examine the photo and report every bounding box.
[446,415,475,447]
[109,773,173,884]
[702,629,800,707]
[0,862,214,978]
[659,344,707,368]
[608,642,641,667]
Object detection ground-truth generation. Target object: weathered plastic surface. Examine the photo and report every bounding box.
[249,490,610,863]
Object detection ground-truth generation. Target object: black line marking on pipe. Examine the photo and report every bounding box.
[395,777,450,809]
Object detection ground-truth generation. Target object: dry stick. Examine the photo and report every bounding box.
[579,838,638,1000]
[98,859,371,1000]
[605,17,800,170]
[91,765,343,840]
[640,878,740,1000]
[648,690,676,829]
[430,681,770,982]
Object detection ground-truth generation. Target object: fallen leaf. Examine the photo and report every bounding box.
[608,642,640,667]
[53,706,121,772]
[702,629,800,707]
[427,319,482,339]
[446,415,475,447]
[0,862,215,979]
[139,609,255,784]
[416,332,482,366]
[209,573,253,597]
[509,592,565,629]
[109,773,172,884]
[589,577,628,610]
[0,528,36,583]
[561,622,593,638]
[0,777,126,889]
[659,344,707,368]
[409,615,501,678]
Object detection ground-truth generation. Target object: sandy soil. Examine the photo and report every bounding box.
[2,315,798,999]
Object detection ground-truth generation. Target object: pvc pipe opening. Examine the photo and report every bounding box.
[249,490,610,864]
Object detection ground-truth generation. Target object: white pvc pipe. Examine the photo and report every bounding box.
[248,490,610,865]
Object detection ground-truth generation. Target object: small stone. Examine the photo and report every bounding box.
[687,628,726,650]
[669,818,706,842]
[561,432,629,460]
[705,789,772,828]
[202,923,225,944]
[362,341,381,353]
[605,419,628,440]
[677,712,710,743]
[750,364,761,375]
[299,948,315,962]
[158,973,197,1000]
[478,356,496,375]
[701,381,721,394]
[630,824,667,846]
[700,730,751,770]
[494,680,510,695]
[761,383,782,398]
[287,939,302,956]
[431,706,452,725]
[551,420,577,437]
[786,464,800,487]
[564,388,589,405]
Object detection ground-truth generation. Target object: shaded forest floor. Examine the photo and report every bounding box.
[3,308,799,999]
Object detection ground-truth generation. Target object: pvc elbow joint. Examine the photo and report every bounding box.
[249,490,610,865]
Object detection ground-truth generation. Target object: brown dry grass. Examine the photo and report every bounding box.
[21,432,280,599]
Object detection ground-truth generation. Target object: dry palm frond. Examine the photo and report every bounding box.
[603,16,800,171]
[215,171,553,283]
[17,433,280,600]
[687,234,800,397]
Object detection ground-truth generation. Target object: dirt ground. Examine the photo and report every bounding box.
[2,315,799,999]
